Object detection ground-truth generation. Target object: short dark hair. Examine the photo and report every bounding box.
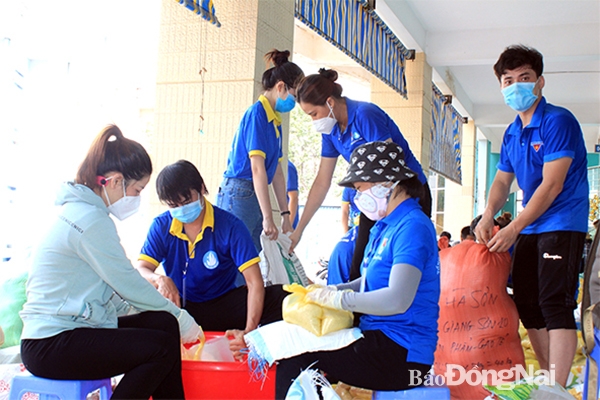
[461,226,473,240]
[156,160,207,205]
[440,231,452,240]
[493,45,543,81]
[297,68,344,105]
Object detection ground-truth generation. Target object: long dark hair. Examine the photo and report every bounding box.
[393,176,424,200]
[261,49,304,90]
[76,125,152,189]
[297,68,343,105]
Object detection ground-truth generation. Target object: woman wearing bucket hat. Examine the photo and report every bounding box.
[289,68,431,282]
[275,141,440,398]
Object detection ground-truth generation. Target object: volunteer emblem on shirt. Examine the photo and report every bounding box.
[203,251,219,269]
[377,238,388,255]
[351,131,362,144]
[531,141,543,152]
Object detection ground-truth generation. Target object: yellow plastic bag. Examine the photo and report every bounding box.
[282,284,353,336]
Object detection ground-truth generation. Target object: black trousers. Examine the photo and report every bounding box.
[349,182,432,281]
[183,284,287,331]
[275,330,431,399]
[21,311,184,400]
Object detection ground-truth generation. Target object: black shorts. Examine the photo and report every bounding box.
[512,231,585,330]
[183,284,286,331]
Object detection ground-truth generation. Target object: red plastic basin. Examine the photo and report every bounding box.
[182,332,276,400]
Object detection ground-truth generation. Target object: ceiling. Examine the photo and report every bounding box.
[376,0,600,152]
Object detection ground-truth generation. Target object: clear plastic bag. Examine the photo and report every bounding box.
[181,335,235,362]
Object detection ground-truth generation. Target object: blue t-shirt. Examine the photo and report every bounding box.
[497,97,589,233]
[321,98,426,184]
[287,160,300,229]
[359,198,440,365]
[139,201,260,303]
[341,187,360,228]
[327,226,358,285]
[223,95,283,184]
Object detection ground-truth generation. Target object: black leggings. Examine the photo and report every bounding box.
[21,311,183,400]
[349,182,432,281]
[183,284,287,331]
[275,330,431,399]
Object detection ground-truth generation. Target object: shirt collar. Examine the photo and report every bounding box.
[259,95,282,127]
[377,197,421,228]
[335,97,356,137]
[169,199,215,256]
[344,97,358,128]
[507,96,547,136]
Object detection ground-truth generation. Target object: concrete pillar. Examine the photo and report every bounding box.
[151,0,295,217]
[370,52,432,173]
[444,119,477,237]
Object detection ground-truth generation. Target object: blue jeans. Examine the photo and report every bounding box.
[217,177,262,252]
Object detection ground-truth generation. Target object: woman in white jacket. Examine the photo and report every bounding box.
[19,125,202,399]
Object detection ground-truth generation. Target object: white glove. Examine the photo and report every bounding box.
[177,309,204,344]
[305,287,345,311]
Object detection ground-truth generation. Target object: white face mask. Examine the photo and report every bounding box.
[103,179,141,221]
[312,102,337,134]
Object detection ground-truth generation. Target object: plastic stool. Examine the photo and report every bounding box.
[373,385,451,399]
[9,374,112,400]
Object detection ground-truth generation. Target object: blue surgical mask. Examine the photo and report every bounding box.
[501,81,538,112]
[275,92,296,113]
[170,196,203,224]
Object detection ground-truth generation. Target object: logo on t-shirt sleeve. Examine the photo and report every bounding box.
[531,141,543,152]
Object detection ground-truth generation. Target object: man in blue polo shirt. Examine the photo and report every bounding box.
[136,160,286,335]
[475,45,589,387]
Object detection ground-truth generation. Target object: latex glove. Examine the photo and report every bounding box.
[305,287,345,311]
[306,283,327,291]
[177,309,204,344]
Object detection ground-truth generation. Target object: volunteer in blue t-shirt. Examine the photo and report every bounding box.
[137,160,286,335]
[341,187,360,233]
[217,50,304,251]
[475,45,589,388]
[289,68,432,283]
[287,160,300,229]
[276,141,440,397]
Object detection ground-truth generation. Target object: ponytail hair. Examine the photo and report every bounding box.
[76,125,152,189]
[261,49,304,90]
[297,68,343,105]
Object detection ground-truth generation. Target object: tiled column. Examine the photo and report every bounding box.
[370,52,432,174]
[444,120,476,234]
[151,0,295,217]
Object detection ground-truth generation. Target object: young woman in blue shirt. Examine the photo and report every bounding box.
[276,141,440,397]
[289,69,431,281]
[217,50,304,251]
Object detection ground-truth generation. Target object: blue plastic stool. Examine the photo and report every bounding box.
[373,385,451,399]
[9,374,112,400]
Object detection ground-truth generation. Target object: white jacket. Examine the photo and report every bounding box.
[20,182,183,339]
